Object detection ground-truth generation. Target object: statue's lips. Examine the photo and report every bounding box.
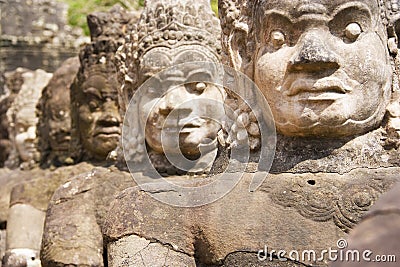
[158,118,206,133]
[284,77,352,100]
[94,127,120,137]
[54,134,71,150]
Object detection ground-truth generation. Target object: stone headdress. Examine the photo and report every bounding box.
[115,0,222,115]
[114,0,224,171]
[69,5,138,162]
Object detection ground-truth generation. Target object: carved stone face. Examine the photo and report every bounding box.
[253,0,391,137]
[46,91,71,155]
[40,58,78,164]
[14,108,39,162]
[138,46,225,157]
[78,67,121,160]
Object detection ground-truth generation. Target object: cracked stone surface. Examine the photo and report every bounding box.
[108,235,195,267]
[40,167,134,267]
[104,168,400,266]
[330,181,400,267]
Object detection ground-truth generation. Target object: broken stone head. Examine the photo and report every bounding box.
[220,0,398,137]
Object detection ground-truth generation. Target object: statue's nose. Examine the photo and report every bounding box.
[288,31,340,72]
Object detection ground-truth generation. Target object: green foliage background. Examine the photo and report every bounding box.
[58,0,218,36]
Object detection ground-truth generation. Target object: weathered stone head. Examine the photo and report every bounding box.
[0,69,26,167]
[70,6,137,162]
[37,57,79,168]
[5,69,53,169]
[116,0,225,172]
[219,0,400,138]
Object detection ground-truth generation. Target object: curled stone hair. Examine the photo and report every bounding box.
[69,6,138,162]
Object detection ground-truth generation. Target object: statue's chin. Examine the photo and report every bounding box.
[276,118,382,138]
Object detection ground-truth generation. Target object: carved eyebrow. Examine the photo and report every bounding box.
[330,2,372,19]
[264,10,293,23]
[186,69,213,83]
[83,87,102,98]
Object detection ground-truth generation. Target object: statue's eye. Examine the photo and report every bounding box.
[186,82,207,94]
[270,30,286,49]
[89,100,99,111]
[194,82,207,93]
[344,22,362,42]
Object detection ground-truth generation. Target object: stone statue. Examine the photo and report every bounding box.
[39,6,138,267]
[103,0,400,266]
[115,0,224,175]
[40,1,229,266]
[37,57,79,168]
[69,42,121,163]
[1,57,81,266]
[3,5,142,266]
[0,68,52,224]
[5,69,53,170]
[0,69,27,168]
[0,68,52,266]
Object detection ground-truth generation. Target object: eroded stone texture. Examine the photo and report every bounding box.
[5,69,52,170]
[330,181,400,267]
[0,0,88,73]
[39,6,138,267]
[0,168,46,224]
[37,57,79,168]
[41,167,134,267]
[103,0,400,266]
[104,169,400,266]
[0,68,27,167]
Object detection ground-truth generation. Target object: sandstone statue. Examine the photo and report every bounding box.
[1,57,81,267]
[0,68,52,267]
[5,69,53,170]
[0,69,27,168]
[0,68,53,223]
[39,6,139,267]
[3,6,140,265]
[103,0,400,266]
[330,180,400,267]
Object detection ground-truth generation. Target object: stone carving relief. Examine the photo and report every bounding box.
[218,0,400,227]
[0,69,26,167]
[5,69,53,170]
[115,0,225,174]
[36,57,79,168]
[101,1,400,266]
[38,6,139,267]
[4,6,138,265]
